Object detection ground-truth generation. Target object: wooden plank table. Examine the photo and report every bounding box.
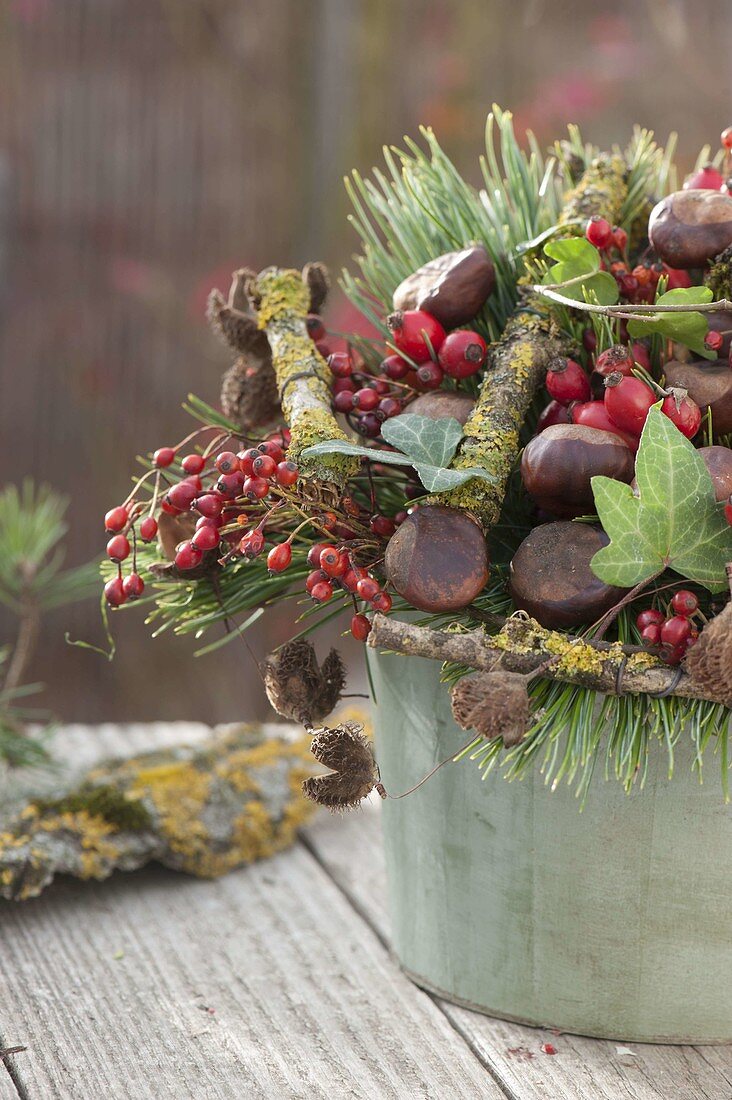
[1,725,731,1099]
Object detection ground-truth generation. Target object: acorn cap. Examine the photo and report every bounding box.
[302,722,381,811]
[263,641,346,727]
[450,671,531,747]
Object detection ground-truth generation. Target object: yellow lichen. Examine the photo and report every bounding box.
[559,153,627,228]
[47,811,120,880]
[129,762,211,867]
[255,268,310,329]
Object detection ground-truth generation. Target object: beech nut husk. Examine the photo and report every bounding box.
[392,246,496,329]
[509,522,628,630]
[648,189,732,269]
[407,391,475,426]
[384,505,489,613]
[521,424,635,519]
[663,359,732,435]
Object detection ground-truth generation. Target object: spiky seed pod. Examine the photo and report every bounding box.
[263,641,346,728]
[206,288,272,359]
[302,261,330,314]
[302,722,382,811]
[220,356,281,431]
[450,671,531,747]
[684,603,732,707]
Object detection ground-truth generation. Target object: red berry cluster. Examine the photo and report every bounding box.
[636,590,701,666]
[584,217,691,301]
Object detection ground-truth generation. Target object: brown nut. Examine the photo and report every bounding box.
[698,445,732,501]
[521,424,635,519]
[508,522,628,630]
[663,359,732,435]
[648,189,732,269]
[392,246,496,329]
[384,505,489,613]
[407,391,475,426]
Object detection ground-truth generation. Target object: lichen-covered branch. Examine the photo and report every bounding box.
[0,725,317,901]
[368,614,729,707]
[254,267,358,484]
[437,154,629,528]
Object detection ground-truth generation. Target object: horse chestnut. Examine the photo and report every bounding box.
[663,359,732,435]
[648,189,732,269]
[521,424,635,519]
[698,445,732,501]
[392,246,496,329]
[384,505,489,613]
[509,523,628,630]
[407,392,475,425]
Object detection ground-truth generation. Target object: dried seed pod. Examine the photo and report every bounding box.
[663,360,732,435]
[648,189,732,269]
[206,288,272,358]
[302,722,383,810]
[684,603,732,707]
[221,356,281,431]
[407,391,476,426]
[384,505,489,613]
[263,641,346,727]
[521,424,634,518]
[509,522,628,630]
[450,671,531,747]
[302,261,330,314]
[392,246,496,329]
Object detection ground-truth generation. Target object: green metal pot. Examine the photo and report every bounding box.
[370,650,732,1044]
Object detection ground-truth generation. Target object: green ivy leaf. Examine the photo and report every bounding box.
[301,439,415,466]
[411,464,496,492]
[380,414,463,466]
[626,287,715,359]
[590,406,732,592]
[542,237,619,306]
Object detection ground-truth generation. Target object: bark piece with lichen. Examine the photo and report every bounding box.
[0,725,317,901]
[436,155,628,529]
[253,266,358,484]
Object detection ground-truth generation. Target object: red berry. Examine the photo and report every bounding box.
[612,226,628,252]
[704,330,724,352]
[104,576,127,607]
[603,374,655,435]
[139,516,158,542]
[351,613,371,641]
[585,216,613,249]
[671,590,699,617]
[308,542,331,568]
[356,576,380,601]
[662,266,693,290]
[660,615,693,648]
[123,572,145,599]
[106,534,130,562]
[239,529,265,559]
[684,164,724,191]
[217,472,245,498]
[191,524,220,551]
[536,400,570,433]
[243,476,269,500]
[726,495,732,526]
[215,451,239,475]
[636,608,664,630]
[545,358,591,405]
[437,331,487,379]
[659,643,685,666]
[370,514,396,537]
[161,499,182,516]
[570,400,639,451]
[153,447,176,468]
[594,345,634,378]
[181,453,205,475]
[238,448,260,476]
[381,354,411,380]
[334,390,355,413]
[258,440,285,463]
[196,514,221,531]
[387,309,446,360]
[319,546,347,578]
[371,590,392,613]
[194,493,224,518]
[355,413,382,437]
[276,461,299,487]
[327,352,353,378]
[166,481,197,511]
[306,314,326,342]
[415,361,444,391]
[104,506,128,532]
[631,341,651,371]
[305,569,327,593]
[252,454,276,479]
[175,540,203,572]
[310,580,334,602]
[661,392,701,439]
[640,623,662,646]
[377,397,402,420]
[352,387,380,411]
[372,378,390,396]
[315,340,331,359]
[722,127,732,150]
[267,542,292,573]
[342,567,365,592]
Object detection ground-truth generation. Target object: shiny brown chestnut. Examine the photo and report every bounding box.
[698,445,732,501]
[663,359,732,435]
[392,246,495,330]
[407,391,475,426]
[648,189,732,269]
[384,505,489,613]
[521,424,635,519]
[508,522,628,630]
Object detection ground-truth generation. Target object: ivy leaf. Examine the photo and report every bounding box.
[542,237,619,306]
[627,287,715,359]
[301,439,415,466]
[380,414,463,466]
[411,464,497,492]
[590,406,732,592]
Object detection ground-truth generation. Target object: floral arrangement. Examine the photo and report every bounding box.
[99,108,732,805]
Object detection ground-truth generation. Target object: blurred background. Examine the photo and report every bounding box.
[1,0,731,724]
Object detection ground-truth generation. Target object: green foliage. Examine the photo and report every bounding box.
[591,408,732,591]
[541,237,619,305]
[304,414,497,493]
[626,287,715,359]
